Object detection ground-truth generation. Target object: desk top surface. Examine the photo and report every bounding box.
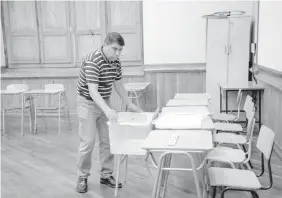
[174,93,211,100]
[141,129,213,151]
[161,106,210,115]
[124,82,150,91]
[0,90,28,94]
[154,114,214,130]
[23,89,65,94]
[166,98,209,106]
[220,81,265,90]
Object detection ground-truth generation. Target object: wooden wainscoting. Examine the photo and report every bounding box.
[255,65,282,161]
[1,64,206,114]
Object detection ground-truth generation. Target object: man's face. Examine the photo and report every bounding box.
[104,43,123,62]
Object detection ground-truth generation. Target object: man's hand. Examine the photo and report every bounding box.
[128,103,143,113]
[105,109,118,124]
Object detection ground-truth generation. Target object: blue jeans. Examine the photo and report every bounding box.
[77,95,114,179]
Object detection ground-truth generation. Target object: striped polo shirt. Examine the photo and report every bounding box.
[77,47,122,100]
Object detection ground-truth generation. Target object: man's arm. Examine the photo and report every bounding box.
[114,79,142,112]
[88,83,118,123]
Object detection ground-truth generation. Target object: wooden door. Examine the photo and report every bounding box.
[71,1,104,66]
[106,1,142,66]
[228,16,251,87]
[2,1,40,67]
[37,1,72,65]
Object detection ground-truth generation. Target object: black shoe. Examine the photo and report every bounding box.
[76,177,88,193]
[100,176,122,188]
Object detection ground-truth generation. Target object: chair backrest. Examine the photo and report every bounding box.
[257,125,275,160]
[44,84,64,90]
[246,112,255,140]
[245,117,256,159]
[6,84,29,92]
[243,95,254,120]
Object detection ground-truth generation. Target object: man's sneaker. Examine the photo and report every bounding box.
[100,176,122,188]
[76,177,88,193]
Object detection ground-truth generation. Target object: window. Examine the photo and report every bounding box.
[2,1,143,68]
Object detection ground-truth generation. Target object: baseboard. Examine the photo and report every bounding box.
[274,142,282,161]
[3,110,77,117]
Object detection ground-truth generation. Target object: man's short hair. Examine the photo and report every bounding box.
[104,32,125,46]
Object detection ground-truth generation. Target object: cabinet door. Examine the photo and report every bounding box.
[38,1,72,64]
[2,1,40,66]
[228,17,251,87]
[71,1,104,65]
[106,1,142,65]
[206,18,229,114]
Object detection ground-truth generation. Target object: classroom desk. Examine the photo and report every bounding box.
[166,98,209,107]
[219,82,264,128]
[142,130,213,198]
[122,82,150,109]
[1,89,29,135]
[154,114,214,130]
[161,106,210,116]
[174,93,211,100]
[23,89,71,134]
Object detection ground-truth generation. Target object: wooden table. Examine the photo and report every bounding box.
[123,82,151,109]
[219,81,264,128]
[23,89,71,135]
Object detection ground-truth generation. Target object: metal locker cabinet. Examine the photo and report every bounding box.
[205,15,251,114]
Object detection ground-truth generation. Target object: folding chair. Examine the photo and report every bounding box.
[207,117,256,170]
[34,84,71,135]
[207,125,275,198]
[211,89,242,122]
[213,95,254,133]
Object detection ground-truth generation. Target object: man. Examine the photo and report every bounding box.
[76,32,141,193]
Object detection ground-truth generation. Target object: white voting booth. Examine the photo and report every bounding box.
[107,110,159,196]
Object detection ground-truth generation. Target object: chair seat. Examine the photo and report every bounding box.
[208,167,261,189]
[207,147,246,163]
[215,122,243,132]
[212,113,236,121]
[213,133,247,144]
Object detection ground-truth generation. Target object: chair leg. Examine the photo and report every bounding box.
[115,155,122,196]
[144,154,153,178]
[242,145,253,169]
[2,110,5,135]
[63,93,71,132]
[124,155,128,184]
[251,191,259,198]
[58,96,61,135]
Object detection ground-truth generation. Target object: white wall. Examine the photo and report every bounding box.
[1,4,5,67]
[143,0,255,64]
[257,1,282,72]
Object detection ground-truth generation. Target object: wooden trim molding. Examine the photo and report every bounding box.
[1,63,206,79]
[254,64,282,91]
[144,63,206,73]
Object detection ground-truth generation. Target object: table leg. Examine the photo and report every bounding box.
[159,154,172,198]
[225,90,228,113]
[21,94,24,135]
[259,90,262,129]
[220,87,222,113]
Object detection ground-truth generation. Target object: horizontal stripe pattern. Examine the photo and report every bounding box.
[77,48,122,100]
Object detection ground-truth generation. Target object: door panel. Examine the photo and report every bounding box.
[228,17,251,87]
[206,18,229,114]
